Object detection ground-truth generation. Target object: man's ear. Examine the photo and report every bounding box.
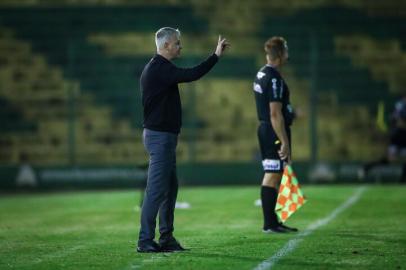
[163,41,169,49]
[266,54,270,62]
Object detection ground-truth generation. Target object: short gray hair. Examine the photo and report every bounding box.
[155,27,181,50]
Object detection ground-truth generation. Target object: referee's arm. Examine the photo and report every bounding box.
[270,102,290,162]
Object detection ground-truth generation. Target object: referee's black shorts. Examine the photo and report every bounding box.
[257,122,291,173]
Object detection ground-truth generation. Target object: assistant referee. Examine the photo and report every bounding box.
[253,36,298,233]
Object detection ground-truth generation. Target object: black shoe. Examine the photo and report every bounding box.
[263,225,288,233]
[136,241,161,253]
[159,237,186,252]
[278,222,298,232]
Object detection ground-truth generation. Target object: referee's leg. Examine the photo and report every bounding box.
[258,123,284,230]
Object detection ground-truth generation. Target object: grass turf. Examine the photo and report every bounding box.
[0,185,405,270]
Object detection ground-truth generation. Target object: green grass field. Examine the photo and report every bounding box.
[1,185,405,270]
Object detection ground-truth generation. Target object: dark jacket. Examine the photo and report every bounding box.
[141,53,218,134]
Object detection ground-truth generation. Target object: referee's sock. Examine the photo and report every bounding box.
[261,186,279,229]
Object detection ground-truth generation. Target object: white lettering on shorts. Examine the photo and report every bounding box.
[262,159,281,171]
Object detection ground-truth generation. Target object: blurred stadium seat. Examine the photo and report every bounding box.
[0,2,404,167]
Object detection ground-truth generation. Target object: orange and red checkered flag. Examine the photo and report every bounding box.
[275,165,307,222]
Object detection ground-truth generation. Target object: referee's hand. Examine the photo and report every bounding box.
[215,35,230,57]
[278,143,291,164]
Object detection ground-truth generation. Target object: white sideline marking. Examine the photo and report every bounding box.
[253,186,367,270]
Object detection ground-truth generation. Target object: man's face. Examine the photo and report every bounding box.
[165,34,182,59]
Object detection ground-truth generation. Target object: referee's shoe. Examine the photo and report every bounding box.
[263,225,287,233]
[263,223,298,233]
[278,222,298,232]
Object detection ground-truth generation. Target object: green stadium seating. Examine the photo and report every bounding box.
[0,4,404,164]
[0,27,150,164]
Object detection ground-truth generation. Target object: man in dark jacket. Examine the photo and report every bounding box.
[137,27,229,253]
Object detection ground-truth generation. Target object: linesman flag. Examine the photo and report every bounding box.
[275,165,307,222]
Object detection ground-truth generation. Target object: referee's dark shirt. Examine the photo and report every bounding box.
[253,65,294,127]
[141,54,218,134]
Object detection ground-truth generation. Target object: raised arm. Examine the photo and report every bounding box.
[165,35,230,84]
[167,54,219,84]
